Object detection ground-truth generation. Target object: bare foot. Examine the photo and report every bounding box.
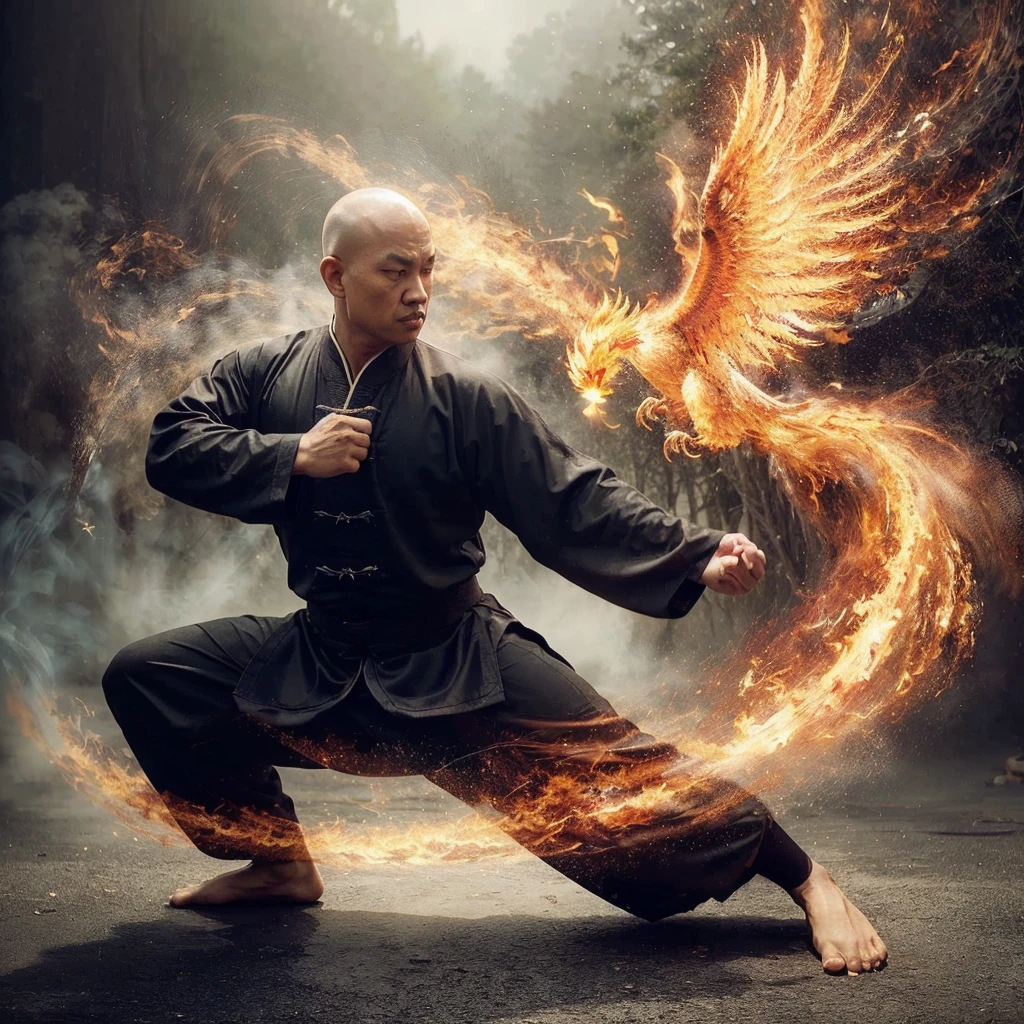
[168,860,325,908]
[789,861,888,975]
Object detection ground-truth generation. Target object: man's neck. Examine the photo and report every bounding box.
[330,317,389,379]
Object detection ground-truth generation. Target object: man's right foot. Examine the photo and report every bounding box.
[168,859,325,908]
[789,860,888,974]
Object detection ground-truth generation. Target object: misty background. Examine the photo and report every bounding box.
[0,0,1022,788]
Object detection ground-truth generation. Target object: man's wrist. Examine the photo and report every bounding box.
[687,534,725,584]
[291,439,309,476]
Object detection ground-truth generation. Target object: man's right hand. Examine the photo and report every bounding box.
[699,532,766,596]
[291,413,373,477]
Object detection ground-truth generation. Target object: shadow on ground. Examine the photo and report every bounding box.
[2,906,810,1023]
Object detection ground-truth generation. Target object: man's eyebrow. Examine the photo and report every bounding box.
[382,251,436,266]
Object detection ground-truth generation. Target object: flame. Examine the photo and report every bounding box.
[576,189,630,281]
[682,375,991,769]
[10,688,750,868]
[189,116,599,342]
[11,1,1022,868]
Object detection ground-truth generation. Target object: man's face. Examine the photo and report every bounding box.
[332,214,435,348]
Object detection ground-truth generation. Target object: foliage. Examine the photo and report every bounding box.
[504,0,637,108]
[613,0,729,150]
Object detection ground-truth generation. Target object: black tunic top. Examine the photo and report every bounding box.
[145,325,724,723]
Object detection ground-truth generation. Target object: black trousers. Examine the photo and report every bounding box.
[102,613,772,921]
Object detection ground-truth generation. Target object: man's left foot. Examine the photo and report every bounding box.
[790,860,888,974]
[168,859,325,908]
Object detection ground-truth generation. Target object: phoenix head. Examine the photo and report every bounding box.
[566,290,644,417]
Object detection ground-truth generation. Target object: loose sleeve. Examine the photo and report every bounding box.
[145,345,303,524]
[462,379,725,618]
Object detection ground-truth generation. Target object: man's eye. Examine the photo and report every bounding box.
[423,265,434,276]
[384,268,404,278]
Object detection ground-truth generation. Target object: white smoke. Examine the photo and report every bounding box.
[0,182,94,314]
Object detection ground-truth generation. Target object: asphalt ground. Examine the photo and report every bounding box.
[1,739,1022,1024]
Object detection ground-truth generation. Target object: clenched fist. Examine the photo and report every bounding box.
[291,413,373,478]
[699,533,767,596]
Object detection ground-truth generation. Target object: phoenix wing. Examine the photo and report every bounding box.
[570,0,1019,417]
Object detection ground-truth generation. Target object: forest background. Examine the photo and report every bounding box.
[1,0,1021,749]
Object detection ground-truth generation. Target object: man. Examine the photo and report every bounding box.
[102,188,887,975]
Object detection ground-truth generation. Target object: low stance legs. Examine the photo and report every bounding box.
[102,614,886,972]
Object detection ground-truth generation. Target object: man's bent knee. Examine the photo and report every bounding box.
[101,637,162,708]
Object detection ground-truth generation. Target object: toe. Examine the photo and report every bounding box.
[169,886,201,908]
[820,945,846,974]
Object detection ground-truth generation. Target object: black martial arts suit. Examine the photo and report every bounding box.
[103,323,804,921]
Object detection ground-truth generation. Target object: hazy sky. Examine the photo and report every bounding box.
[394,0,574,75]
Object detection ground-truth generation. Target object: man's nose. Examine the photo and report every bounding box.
[403,276,428,305]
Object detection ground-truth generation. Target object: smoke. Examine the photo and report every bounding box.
[0,186,308,781]
[0,185,113,453]
[0,440,296,775]
[1,183,93,319]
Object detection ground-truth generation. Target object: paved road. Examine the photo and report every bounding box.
[2,739,1021,1024]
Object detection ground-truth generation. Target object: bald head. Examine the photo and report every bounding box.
[319,188,435,353]
[322,188,431,260]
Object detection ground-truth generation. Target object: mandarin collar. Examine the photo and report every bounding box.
[321,319,416,391]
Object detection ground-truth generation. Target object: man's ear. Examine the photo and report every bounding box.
[319,255,346,298]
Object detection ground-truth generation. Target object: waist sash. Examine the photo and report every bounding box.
[305,576,484,651]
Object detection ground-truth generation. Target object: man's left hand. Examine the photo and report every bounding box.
[699,533,767,596]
